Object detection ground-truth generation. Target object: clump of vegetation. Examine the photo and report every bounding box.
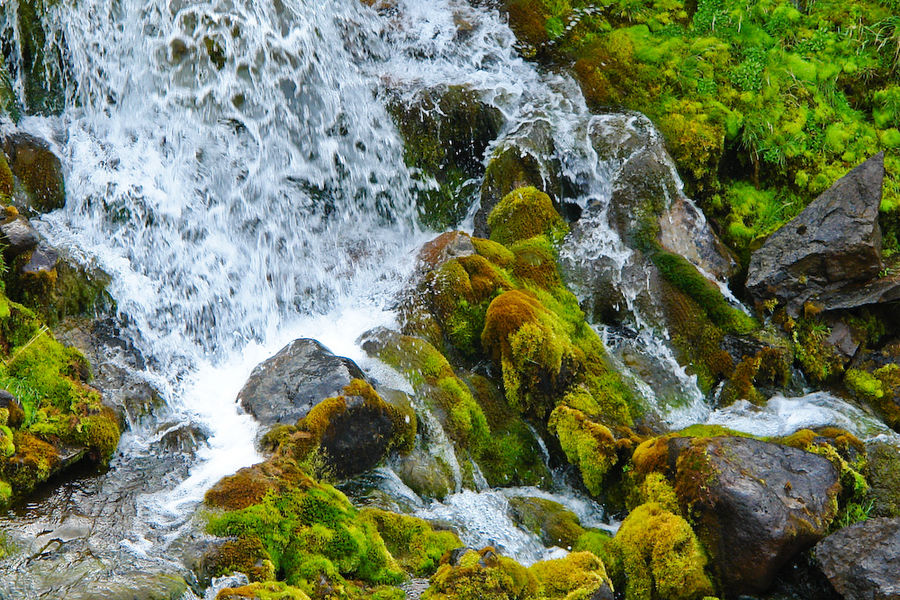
[528,551,614,599]
[359,508,462,576]
[0,293,120,507]
[609,502,716,600]
[502,0,900,262]
[423,547,538,600]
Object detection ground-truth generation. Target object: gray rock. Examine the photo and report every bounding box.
[0,215,40,256]
[236,338,367,427]
[747,152,886,316]
[20,243,58,275]
[668,436,840,594]
[815,517,900,600]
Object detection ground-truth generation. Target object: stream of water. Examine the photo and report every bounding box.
[1,0,897,597]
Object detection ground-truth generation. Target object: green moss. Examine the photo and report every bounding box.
[487,187,568,248]
[359,508,462,576]
[215,581,310,600]
[507,496,586,549]
[790,315,845,384]
[207,483,404,595]
[845,368,884,401]
[867,441,900,517]
[610,502,715,600]
[573,529,614,563]
[423,548,538,600]
[5,258,110,326]
[548,405,618,496]
[528,551,613,600]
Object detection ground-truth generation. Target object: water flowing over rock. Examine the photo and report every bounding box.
[815,517,900,600]
[1,130,66,213]
[747,152,889,316]
[236,338,368,428]
[643,436,841,594]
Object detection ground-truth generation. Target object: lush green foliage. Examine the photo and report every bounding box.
[507,0,900,260]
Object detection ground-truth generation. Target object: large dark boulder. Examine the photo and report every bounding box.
[815,517,900,600]
[746,152,886,316]
[2,131,66,213]
[650,436,841,594]
[236,339,367,427]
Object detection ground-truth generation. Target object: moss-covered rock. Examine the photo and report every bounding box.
[423,547,538,600]
[487,187,568,248]
[216,581,310,600]
[0,293,120,507]
[866,441,900,518]
[359,508,462,576]
[2,132,65,213]
[609,502,714,600]
[528,551,614,600]
[506,496,586,549]
[389,85,504,229]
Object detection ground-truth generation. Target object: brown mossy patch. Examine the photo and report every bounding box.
[216,581,310,600]
[207,536,277,583]
[205,457,315,511]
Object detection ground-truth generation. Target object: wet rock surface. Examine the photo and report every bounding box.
[1,131,66,213]
[236,338,367,428]
[747,152,887,316]
[667,436,841,594]
[815,517,900,600]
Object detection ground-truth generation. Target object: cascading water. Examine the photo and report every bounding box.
[2,0,898,597]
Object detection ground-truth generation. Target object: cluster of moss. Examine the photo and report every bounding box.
[204,457,463,600]
[845,365,900,429]
[363,329,549,488]
[502,0,900,261]
[0,293,119,507]
[384,187,648,494]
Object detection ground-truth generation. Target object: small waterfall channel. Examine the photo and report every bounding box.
[1,0,897,597]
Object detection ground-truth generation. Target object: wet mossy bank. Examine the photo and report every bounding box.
[500,0,900,266]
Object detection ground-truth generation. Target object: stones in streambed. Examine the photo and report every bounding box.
[388,84,504,229]
[237,338,367,428]
[505,496,598,550]
[747,152,893,317]
[815,517,900,600]
[630,434,841,595]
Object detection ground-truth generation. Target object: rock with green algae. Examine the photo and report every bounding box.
[359,508,462,576]
[506,496,586,549]
[2,131,65,213]
[360,327,550,489]
[865,441,900,518]
[0,293,120,508]
[388,85,504,230]
[528,551,615,600]
[609,502,715,600]
[422,547,538,600]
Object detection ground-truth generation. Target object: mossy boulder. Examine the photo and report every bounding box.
[506,496,586,549]
[866,441,900,518]
[609,502,715,600]
[423,547,538,600]
[476,119,563,236]
[236,338,368,429]
[216,581,310,600]
[389,85,504,229]
[0,293,120,507]
[205,466,405,595]
[528,551,615,600]
[487,187,568,248]
[359,508,462,576]
[631,434,841,595]
[262,379,415,479]
[2,131,65,213]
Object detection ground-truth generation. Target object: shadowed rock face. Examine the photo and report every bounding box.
[747,152,886,316]
[237,338,366,427]
[2,132,66,214]
[667,436,840,594]
[815,517,900,600]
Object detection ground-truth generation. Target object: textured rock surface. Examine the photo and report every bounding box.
[815,517,900,600]
[747,152,886,316]
[237,338,367,427]
[669,436,841,594]
[2,131,66,213]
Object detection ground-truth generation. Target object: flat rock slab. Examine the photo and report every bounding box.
[816,517,900,600]
[237,338,366,427]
